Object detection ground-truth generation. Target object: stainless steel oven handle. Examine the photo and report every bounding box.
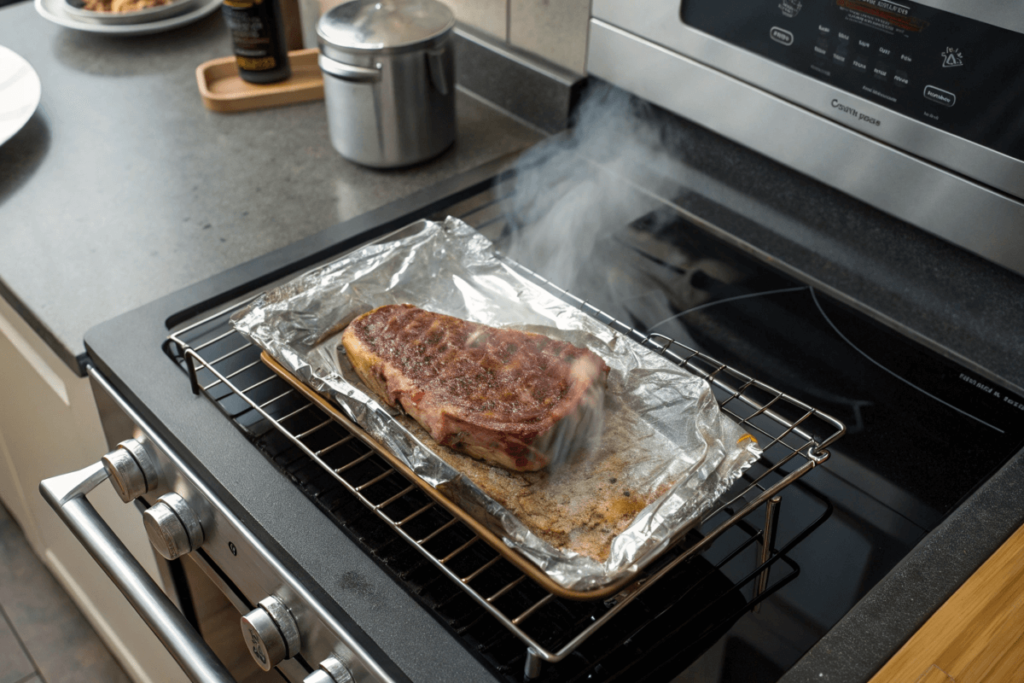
[40,460,235,683]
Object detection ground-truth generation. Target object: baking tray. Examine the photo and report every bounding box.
[261,351,691,601]
[196,48,323,113]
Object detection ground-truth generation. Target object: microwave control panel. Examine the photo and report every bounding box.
[681,0,1024,162]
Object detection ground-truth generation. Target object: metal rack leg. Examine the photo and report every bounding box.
[753,496,782,612]
[185,352,200,395]
[524,647,543,680]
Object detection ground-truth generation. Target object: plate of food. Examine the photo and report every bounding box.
[35,0,220,35]
[62,0,199,24]
[232,217,763,597]
[0,46,41,149]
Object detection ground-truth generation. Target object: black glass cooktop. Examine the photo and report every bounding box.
[495,205,1024,681]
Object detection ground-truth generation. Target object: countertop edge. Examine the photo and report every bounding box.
[0,275,83,375]
[780,444,1024,683]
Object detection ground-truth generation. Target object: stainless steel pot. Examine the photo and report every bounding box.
[317,0,456,168]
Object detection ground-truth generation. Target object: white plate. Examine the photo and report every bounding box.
[35,0,221,35]
[62,0,201,26]
[0,46,42,148]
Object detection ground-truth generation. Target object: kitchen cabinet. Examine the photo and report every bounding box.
[0,295,188,683]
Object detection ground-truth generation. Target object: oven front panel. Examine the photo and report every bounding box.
[587,3,1024,278]
[591,0,1024,200]
[88,370,399,683]
[682,0,1024,165]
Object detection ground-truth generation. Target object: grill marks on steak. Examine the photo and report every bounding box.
[341,304,610,472]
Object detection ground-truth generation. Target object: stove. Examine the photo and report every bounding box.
[51,146,1024,683]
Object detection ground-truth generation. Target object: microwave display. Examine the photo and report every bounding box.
[681,0,1024,163]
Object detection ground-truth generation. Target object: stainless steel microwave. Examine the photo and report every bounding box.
[587,0,1024,277]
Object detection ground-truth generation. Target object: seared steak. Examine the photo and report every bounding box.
[341,304,609,472]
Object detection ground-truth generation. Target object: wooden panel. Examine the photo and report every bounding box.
[197,49,324,114]
[871,523,1024,683]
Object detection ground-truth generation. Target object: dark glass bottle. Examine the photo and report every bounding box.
[221,0,291,84]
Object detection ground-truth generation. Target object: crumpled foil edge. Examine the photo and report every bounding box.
[231,217,761,592]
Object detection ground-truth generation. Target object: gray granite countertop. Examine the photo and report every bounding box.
[0,1,542,374]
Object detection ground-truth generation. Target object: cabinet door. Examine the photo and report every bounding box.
[0,296,189,683]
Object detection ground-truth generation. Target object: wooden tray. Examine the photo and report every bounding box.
[261,352,641,601]
[196,48,323,113]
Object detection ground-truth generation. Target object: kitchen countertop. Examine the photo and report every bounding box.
[0,1,542,375]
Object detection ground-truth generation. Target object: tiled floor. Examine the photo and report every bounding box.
[0,502,131,683]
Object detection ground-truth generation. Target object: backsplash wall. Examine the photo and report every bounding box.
[445,0,591,74]
[300,0,590,76]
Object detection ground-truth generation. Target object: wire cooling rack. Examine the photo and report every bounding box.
[166,194,845,680]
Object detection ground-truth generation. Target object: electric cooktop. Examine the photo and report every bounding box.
[494,203,1024,681]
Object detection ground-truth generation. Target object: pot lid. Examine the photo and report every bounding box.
[317,0,455,54]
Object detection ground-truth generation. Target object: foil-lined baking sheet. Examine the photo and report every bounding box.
[232,217,761,592]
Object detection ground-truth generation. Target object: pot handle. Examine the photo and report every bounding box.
[426,48,448,95]
[318,55,382,83]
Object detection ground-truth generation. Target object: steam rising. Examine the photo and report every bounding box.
[500,84,691,295]
[493,86,692,472]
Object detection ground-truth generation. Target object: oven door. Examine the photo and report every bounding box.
[40,366,394,683]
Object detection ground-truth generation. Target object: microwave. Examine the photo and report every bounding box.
[587,0,1024,277]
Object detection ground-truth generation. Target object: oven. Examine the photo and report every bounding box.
[588,0,1024,278]
[40,142,1024,683]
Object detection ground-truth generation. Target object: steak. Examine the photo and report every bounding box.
[341,304,610,472]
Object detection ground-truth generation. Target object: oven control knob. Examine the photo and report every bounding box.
[304,657,354,683]
[142,493,205,560]
[241,596,301,671]
[102,439,159,503]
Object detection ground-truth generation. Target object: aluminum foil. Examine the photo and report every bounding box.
[232,217,761,592]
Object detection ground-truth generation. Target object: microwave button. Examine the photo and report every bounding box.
[893,70,909,87]
[873,63,890,81]
[852,55,868,72]
[923,85,956,107]
[770,27,794,46]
